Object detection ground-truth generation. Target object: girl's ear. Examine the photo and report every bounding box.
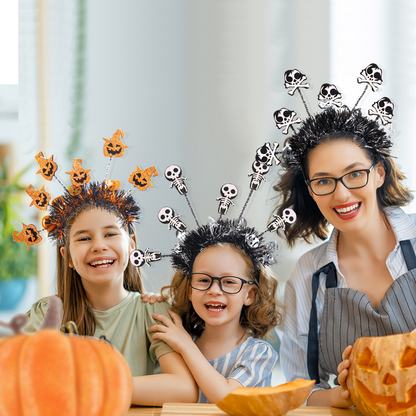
[243,286,256,306]
[375,163,386,189]
[60,246,74,269]
[129,234,136,252]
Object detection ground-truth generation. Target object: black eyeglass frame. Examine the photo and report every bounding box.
[306,163,376,196]
[188,273,257,294]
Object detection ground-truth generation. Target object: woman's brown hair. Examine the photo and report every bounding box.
[162,243,284,339]
[56,218,143,336]
[274,134,413,247]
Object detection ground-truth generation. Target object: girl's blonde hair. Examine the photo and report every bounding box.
[56,212,143,336]
[162,243,284,339]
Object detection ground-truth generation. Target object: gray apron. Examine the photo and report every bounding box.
[307,240,416,383]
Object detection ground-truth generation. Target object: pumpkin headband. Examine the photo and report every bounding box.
[129,143,297,277]
[13,129,158,248]
[274,63,394,176]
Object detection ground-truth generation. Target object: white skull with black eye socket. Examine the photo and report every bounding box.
[284,69,305,87]
[130,249,145,267]
[282,208,296,224]
[246,234,260,248]
[376,97,394,117]
[220,184,238,199]
[256,144,273,164]
[318,83,341,101]
[252,161,270,175]
[274,108,293,127]
[164,165,182,182]
[158,206,174,224]
[364,63,382,83]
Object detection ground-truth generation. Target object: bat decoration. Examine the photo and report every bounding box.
[128,166,159,191]
[65,159,92,187]
[35,152,58,181]
[103,129,129,158]
[25,185,51,211]
[13,223,42,249]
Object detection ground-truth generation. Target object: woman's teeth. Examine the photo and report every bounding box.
[335,203,360,215]
[205,304,226,312]
[90,259,115,268]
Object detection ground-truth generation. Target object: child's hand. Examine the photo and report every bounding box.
[336,345,354,406]
[141,292,164,304]
[149,311,194,355]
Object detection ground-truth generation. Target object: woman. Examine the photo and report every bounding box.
[274,107,416,407]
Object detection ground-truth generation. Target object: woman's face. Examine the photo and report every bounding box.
[307,140,385,233]
[61,209,134,289]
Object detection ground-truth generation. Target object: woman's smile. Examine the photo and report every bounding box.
[333,202,361,219]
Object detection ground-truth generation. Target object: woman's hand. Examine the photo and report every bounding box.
[336,345,354,405]
[149,311,194,355]
[140,292,164,304]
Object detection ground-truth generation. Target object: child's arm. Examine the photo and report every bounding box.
[307,345,354,408]
[150,311,250,403]
[131,351,198,405]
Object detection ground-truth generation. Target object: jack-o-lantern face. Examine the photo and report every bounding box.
[35,152,58,181]
[26,185,51,211]
[103,129,129,158]
[65,159,91,187]
[347,332,416,416]
[13,223,42,249]
[128,165,158,191]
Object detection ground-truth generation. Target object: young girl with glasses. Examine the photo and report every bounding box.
[274,108,415,407]
[148,221,283,404]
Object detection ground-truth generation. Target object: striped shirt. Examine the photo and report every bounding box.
[198,337,278,403]
[278,207,416,392]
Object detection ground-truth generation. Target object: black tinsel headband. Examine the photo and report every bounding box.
[129,143,297,278]
[273,64,395,175]
[13,129,158,248]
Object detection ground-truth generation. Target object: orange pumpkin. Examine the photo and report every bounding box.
[347,332,416,416]
[0,330,133,416]
[216,378,315,416]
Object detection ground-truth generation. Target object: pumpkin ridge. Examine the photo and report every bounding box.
[68,335,80,416]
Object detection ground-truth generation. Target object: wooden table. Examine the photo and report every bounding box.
[127,404,365,415]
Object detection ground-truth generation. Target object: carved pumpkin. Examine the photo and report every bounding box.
[0,298,133,416]
[103,129,128,157]
[13,223,42,249]
[66,158,91,187]
[128,165,159,191]
[216,379,315,416]
[35,152,58,181]
[347,332,416,416]
[26,185,51,211]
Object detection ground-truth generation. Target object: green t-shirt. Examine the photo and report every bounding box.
[24,292,173,377]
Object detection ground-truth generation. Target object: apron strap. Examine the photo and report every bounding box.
[399,240,416,271]
[307,262,337,383]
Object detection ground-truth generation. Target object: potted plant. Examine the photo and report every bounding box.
[0,156,37,310]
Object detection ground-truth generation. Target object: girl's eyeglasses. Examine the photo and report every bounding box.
[307,163,376,196]
[189,273,257,294]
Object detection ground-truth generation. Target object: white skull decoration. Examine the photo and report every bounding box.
[368,97,394,125]
[273,108,301,134]
[255,143,280,166]
[252,161,270,175]
[221,184,238,199]
[284,69,310,96]
[282,208,296,224]
[357,63,383,92]
[130,249,145,267]
[164,165,182,181]
[158,206,174,223]
[245,234,260,248]
[318,83,342,108]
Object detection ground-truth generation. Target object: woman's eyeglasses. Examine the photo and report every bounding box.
[189,273,257,294]
[307,164,376,196]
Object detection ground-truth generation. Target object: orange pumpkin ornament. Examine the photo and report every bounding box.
[103,129,129,157]
[347,332,416,416]
[0,298,133,416]
[35,152,58,181]
[216,379,315,416]
[128,165,158,191]
[12,223,42,249]
[26,185,51,211]
[66,158,92,187]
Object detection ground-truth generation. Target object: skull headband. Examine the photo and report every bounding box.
[274,63,394,176]
[13,129,158,248]
[129,143,297,277]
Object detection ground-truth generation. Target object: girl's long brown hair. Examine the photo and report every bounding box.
[56,225,143,336]
[162,243,284,339]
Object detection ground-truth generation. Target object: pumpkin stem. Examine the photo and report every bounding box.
[0,314,29,335]
[39,296,63,331]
